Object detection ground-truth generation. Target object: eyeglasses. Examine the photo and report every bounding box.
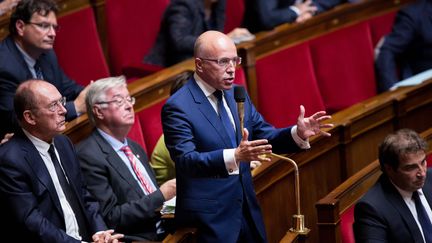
[27,22,60,32]
[199,57,242,67]
[96,96,135,107]
[46,97,66,112]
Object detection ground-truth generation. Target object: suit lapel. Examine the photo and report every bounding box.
[6,36,33,80]
[382,176,424,242]
[93,131,144,195]
[18,133,64,216]
[189,79,237,148]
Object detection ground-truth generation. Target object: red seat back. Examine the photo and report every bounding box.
[127,115,147,154]
[224,0,245,33]
[427,152,432,167]
[255,42,325,127]
[54,6,109,86]
[309,22,377,113]
[234,67,248,90]
[340,205,355,243]
[137,100,166,155]
[105,0,169,76]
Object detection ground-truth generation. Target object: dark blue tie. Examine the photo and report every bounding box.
[48,145,90,240]
[214,90,237,147]
[34,61,44,80]
[413,191,432,243]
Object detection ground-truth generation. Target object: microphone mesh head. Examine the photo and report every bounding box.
[234,86,246,102]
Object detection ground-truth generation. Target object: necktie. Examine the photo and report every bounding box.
[120,145,154,194]
[34,61,44,80]
[214,90,237,147]
[48,144,89,240]
[413,190,432,243]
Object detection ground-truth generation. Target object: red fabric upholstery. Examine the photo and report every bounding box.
[234,67,248,90]
[427,152,432,167]
[224,0,245,33]
[340,205,355,243]
[54,6,109,86]
[105,0,169,77]
[368,11,397,47]
[255,42,325,127]
[127,115,147,154]
[137,100,166,154]
[309,22,377,113]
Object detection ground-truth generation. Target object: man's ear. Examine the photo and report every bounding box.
[195,58,203,72]
[23,110,37,125]
[93,105,104,120]
[16,20,26,37]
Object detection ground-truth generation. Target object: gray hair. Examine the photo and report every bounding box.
[86,76,127,126]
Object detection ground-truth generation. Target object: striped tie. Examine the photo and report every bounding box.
[120,145,154,194]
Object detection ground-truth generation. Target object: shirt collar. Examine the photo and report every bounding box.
[97,128,128,152]
[22,129,51,154]
[14,41,37,69]
[391,179,425,199]
[194,73,217,98]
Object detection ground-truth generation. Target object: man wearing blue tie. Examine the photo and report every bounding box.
[354,129,432,243]
[162,30,333,242]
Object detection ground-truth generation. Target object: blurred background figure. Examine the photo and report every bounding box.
[144,0,254,67]
[375,0,432,92]
[0,0,20,16]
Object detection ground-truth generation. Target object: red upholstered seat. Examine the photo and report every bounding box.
[340,205,355,243]
[255,42,325,127]
[368,11,397,47]
[309,22,377,113]
[427,152,432,167]
[54,6,109,86]
[137,100,166,155]
[235,67,248,90]
[224,0,245,33]
[127,116,147,154]
[105,0,168,78]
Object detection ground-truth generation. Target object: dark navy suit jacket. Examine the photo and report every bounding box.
[76,130,165,242]
[354,170,432,243]
[243,0,345,33]
[144,0,226,67]
[0,36,83,138]
[375,0,432,92]
[0,131,107,242]
[162,77,301,242]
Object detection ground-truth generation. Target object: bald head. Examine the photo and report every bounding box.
[14,79,49,120]
[194,31,236,58]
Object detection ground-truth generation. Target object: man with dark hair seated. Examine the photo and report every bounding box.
[0,0,90,139]
[354,128,432,243]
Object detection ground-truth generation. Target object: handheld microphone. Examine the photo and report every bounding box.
[234,86,246,135]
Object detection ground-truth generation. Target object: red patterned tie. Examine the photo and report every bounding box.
[120,146,154,194]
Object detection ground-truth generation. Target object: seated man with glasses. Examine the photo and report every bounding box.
[76,76,176,242]
[0,0,90,140]
[0,79,123,242]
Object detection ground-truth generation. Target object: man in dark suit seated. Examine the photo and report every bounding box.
[76,76,176,242]
[0,0,90,139]
[375,0,432,92]
[0,80,123,243]
[354,129,432,243]
[144,0,253,67]
[162,30,333,242]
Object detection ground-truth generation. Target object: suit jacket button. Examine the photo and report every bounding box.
[229,169,233,173]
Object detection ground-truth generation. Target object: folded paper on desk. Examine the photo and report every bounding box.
[394,69,432,88]
[161,196,176,215]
